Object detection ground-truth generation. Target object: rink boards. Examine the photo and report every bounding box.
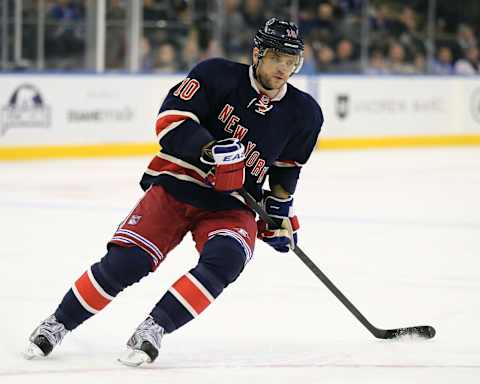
[1,74,480,160]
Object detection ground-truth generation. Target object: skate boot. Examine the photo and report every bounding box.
[24,315,68,359]
[118,316,165,367]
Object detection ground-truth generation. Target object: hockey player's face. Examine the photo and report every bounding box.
[256,49,298,91]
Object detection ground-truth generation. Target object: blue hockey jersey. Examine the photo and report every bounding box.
[140,58,323,211]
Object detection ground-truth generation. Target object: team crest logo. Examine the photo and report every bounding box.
[1,83,51,136]
[470,88,480,124]
[253,95,273,115]
[259,95,270,104]
[127,215,142,225]
[336,94,350,119]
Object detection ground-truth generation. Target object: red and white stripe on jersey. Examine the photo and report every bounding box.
[208,229,253,263]
[111,229,163,268]
[72,268,114,314]
[169,272,215,317]
[144,152,210,188]
[155,110,200,140]
[273,160,303,168]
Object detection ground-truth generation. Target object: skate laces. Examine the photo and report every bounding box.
[30,315,67,346]
[127,316,164,351]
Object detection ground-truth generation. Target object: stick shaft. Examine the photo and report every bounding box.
[238,188,383,338]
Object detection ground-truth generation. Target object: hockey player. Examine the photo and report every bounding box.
[25,18,323,366]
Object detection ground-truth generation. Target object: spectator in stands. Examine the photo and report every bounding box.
[165,0,193,70]
[454,45,480,75]
[386,41,414,74]
[242,0,266,36]
[143,0,164,22]
[397,6,426,58]
[182,29,200,69]
[154,42,178,73]
[315,43,335,73]
[316,2,336,37]
[298,42,317,75]
[107,0,125,20]
[336,0,363,16]
[364,48,388,75]
[140,36,155,71]
[20,0,37,67]
[413,52,426,74]
[191,0,217,60]
[106,0,126,69]
[197,38,223,62]
[456,24,477,52]
[307,2,337,45]
[369,3,394,35]
[298,0,321,38]
[34,1,480,75]
[430,46,454,75]
[221,0,250,62]
[262,0,294,20]
[45,0,85,68]
[142,0,186,53]
[333,38,359,73]
[335,1,362,42]
[48,0,84,25]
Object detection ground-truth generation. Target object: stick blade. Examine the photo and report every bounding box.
[381,325,436,339]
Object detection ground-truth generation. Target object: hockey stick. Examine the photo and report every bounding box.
[238,188,436,340]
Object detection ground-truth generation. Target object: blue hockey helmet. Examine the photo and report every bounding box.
[254,18,304,73]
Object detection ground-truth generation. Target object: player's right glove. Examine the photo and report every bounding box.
[257,193,299,253]
[200,138,245,192]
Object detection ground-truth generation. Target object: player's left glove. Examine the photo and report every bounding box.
[200,138,245,192]
[257,193,299,253]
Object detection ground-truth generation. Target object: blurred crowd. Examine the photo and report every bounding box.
[5,0,480,74]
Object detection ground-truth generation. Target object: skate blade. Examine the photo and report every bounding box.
[118,349,152,367]
[23,342,46,360]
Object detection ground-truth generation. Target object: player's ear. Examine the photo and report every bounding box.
[252,48,259,65]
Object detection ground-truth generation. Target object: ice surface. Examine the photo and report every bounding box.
[1,148,479,383]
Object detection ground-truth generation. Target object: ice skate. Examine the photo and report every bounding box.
[24,315,68,359]
[118,316,165,367]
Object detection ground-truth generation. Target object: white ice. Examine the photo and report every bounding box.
[1,148,479,383]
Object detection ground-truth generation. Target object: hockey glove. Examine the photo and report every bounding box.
[200,138,245,192]
[257,193,299,253]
